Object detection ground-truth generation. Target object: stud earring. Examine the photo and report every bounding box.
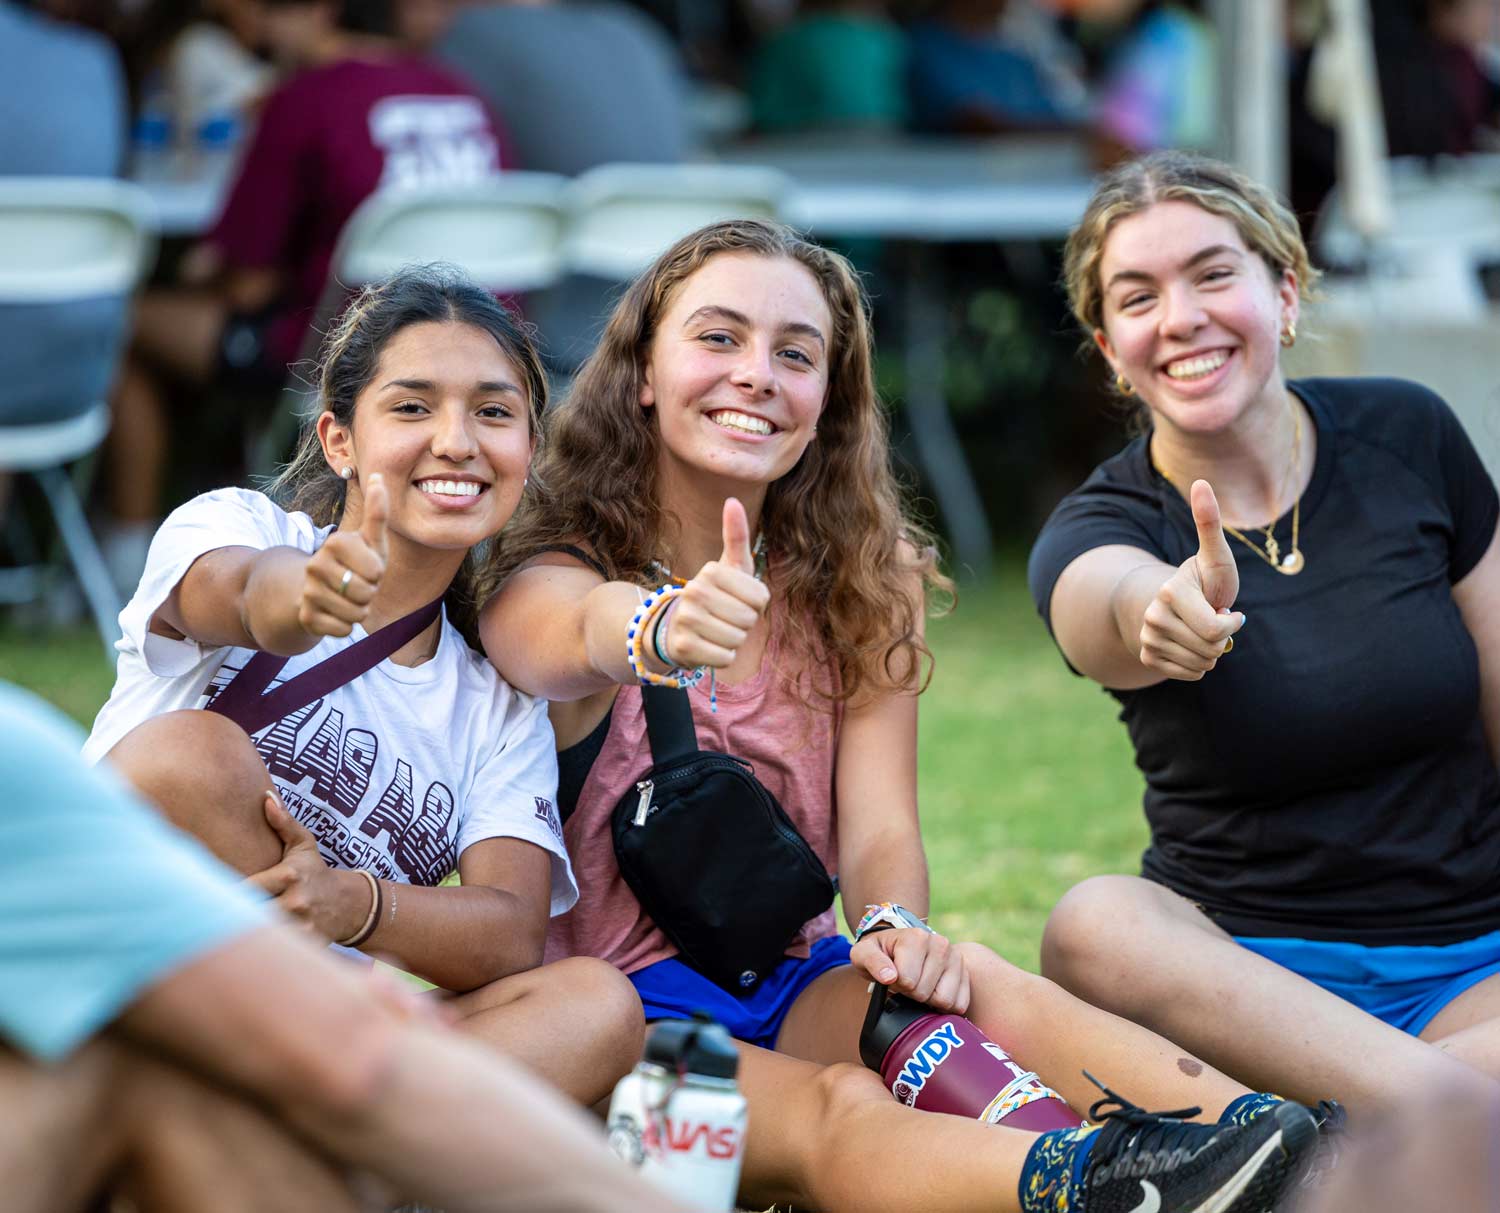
[340,466,354,480]
[1280,322,1297,348]
[1115,373,1134,396]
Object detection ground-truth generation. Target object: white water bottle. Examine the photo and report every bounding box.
[606,1017,748,1211]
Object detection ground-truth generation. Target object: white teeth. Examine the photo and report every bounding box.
[1166,351,1229,380]
[709,410,773,436]
[417,479,482,497]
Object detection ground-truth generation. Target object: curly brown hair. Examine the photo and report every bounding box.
[481,219,951,705]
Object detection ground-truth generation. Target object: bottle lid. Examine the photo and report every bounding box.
[644,1015,739,1080]
[858,983,930,1072]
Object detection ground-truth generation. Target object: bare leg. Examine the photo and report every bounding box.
[1042,875,1500,1117]
[131,288,227,383]
[731,1044,1036,1212]
[777,943,1248,1120]
[115,924,695,1213]
[110,1050,368,1213]
[107,289,227,525]
[0,1041,131,1213]
[0,1038,364,1213]
[449,956,645,1106]
[1421,971,1500,1074]
[108,356,171,524]
[104,709,282,874]
[1293,1082,1500,1213]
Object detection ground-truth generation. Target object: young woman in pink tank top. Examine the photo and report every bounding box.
[478,220,1322,1213]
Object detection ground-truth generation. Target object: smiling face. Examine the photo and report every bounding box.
[640,252,832,495]
[320,319,533,554]
[1094,199,1298,438]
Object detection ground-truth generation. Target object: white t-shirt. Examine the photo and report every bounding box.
[85,488,575,913]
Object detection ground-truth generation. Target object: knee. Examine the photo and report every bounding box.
[105,710,277,868]
[813,1061,892,1130]
[1041,875,1165,999]
[544,957,645,1073]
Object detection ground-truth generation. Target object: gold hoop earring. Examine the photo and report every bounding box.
[1281,322,1297,348]
[1115,373,1134,396]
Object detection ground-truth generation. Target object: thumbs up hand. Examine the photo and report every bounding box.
[1137,480,1244,681]
[300,473,390,638]
[650,497,771,672]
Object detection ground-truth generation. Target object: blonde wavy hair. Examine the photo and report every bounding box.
[483,219,951,705]
[1062,150,1322,380]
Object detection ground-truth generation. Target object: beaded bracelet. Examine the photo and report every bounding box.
[626,584,706,690]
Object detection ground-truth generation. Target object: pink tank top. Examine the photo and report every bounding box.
[545,610,843,975]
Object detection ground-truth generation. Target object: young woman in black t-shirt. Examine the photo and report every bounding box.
[1029,151,1500,1117]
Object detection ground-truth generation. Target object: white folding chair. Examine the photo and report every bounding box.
[1313,155,1500,319]
[0,177,157,657]
[565,163,788,281]
[255,173,570,474]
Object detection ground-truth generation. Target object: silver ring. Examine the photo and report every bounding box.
[338,568,354,597]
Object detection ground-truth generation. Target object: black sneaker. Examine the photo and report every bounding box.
[1078,1074,1319,1213]
[1296,1099,1346,1191]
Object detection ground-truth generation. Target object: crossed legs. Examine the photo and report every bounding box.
[0,1037,365,1213]
[104,709,641,1105]
[712,939,1260,1212]
[1041,875,1500,1118]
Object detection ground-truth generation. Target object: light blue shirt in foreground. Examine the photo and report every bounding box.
[0,682,267,1061]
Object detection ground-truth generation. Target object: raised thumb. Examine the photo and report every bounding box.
[360,473,389,560]
[1190,479,1239,610]
[720,496,755,574]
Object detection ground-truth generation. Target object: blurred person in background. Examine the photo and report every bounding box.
[748,0,909,136]
[0,679,693,1213]
[1290,0,1500,227]
[1032,150,1500,1121]
[907,0,1089,134]
[123,0,272,178]
[1087,0,1215,163]
[105,0,509,595]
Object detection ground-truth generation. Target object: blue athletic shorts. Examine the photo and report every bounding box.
[0,683,268,1061]
[629,935,854,1050]
[1235,930,1500,1036]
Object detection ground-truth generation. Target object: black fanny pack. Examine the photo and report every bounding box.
[611,684,836,993]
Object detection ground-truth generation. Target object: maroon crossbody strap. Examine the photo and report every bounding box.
[206,598,443,736]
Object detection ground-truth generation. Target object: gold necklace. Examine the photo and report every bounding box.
[1154,402,1306,576]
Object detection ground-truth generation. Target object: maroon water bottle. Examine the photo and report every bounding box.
[859,984,1083,1130]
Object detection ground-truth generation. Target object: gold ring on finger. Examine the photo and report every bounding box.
[1223,636,1234,654]
[338,568,354,597]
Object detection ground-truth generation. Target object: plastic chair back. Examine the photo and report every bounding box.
[333,174,570,293]
[565,164,787,282]
[0,177,156,303]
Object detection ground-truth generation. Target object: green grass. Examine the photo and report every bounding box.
[0,556,1147,972]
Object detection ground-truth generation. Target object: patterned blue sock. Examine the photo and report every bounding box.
[1219,1091,1285,1126]
[1019,1124,1100,1212]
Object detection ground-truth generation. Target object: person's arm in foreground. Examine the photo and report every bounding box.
[1047,479,1244,690]
[118,925,686,1213]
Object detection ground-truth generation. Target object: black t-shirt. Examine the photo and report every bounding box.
[1028,378,1500,946]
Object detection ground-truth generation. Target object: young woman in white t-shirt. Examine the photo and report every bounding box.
[85,266,644,1106]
